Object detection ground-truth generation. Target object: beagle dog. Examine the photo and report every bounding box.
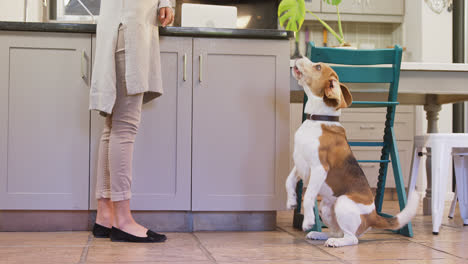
[287,57,419,247]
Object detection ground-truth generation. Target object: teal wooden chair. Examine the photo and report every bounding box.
[293,42,413,237]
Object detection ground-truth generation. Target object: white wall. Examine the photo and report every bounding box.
[402,0,422,62]
[0,1,25,21]
[26,0,43,22]
[0,0,44,22]
[420,2,453,62]
[404,1,453,63]
[404,0,454,199]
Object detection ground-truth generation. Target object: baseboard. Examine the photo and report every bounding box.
[0,211,276,232]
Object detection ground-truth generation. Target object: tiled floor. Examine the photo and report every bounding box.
[1,201,467,264]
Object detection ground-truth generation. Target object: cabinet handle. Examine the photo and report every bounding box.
[183,53,187,81]
[81,50,87,81]
[360,124,375,130]
[199,55,203,82]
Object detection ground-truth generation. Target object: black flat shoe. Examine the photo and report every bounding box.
[110,227,167,243]
[92,223,111,238]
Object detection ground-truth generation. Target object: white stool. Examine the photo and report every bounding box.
[408,134,468,234]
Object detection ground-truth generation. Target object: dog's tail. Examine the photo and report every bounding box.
[372,192,420,230]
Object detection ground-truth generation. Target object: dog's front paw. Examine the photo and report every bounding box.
[302,217,315,231]
[286,197,297,210]
[324,238,344,248]
[324,237,358,248]
[306,231,328,240]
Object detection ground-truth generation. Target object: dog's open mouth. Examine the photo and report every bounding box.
[293,66,303,78]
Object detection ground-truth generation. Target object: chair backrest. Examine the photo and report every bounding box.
[306,42,403,102]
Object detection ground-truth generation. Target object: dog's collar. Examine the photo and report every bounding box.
[306,114,339,122]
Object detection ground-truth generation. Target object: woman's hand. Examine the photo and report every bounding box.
[159,7,174,27]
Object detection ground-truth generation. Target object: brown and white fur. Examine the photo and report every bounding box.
[287,57,419,247]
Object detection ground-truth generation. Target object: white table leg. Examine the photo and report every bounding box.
[423,100,442,215]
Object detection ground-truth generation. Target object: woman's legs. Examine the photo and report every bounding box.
[96,116,114,228]
[107,37,148,236]
[113,200,147,237]
[96,198,113,228]
[95,24,155,238]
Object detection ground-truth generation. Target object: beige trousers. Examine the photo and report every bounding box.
[95,26,143,201]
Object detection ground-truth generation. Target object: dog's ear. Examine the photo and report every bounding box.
[324,79,353,109]
[338,83,352,109]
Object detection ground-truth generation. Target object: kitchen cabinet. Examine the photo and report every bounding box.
[0,31,91,210]
[364,0,405,16]
[322,0,362,14]
[191,38,290,211]
[305,0,321,12]
[91,37,289,212]
[341,106,415,188]
[321,0,404,16]
[0,29,289,212]
[351,141,412,188]
[90,37,193,210]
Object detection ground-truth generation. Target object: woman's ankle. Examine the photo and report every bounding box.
[96,199,114,227]
[96,214,113,228]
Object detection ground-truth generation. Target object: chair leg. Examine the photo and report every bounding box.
[375,143,390,214]
[292,180,324,231]
[431,144,451,234]
[293,180,304,229]
[389,127,413,237]
[310,200,322,232]
[454,155,468,226]
[408,147,423,195]
[448,189,457,219]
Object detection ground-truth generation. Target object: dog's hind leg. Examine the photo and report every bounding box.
[307,198,342,240]
[285,167,299,209]
[302,166,327,231]
[324,196,360,247]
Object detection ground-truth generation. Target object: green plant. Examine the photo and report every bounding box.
[278,0,346,45]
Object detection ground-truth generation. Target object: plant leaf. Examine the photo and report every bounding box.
[323,0,342,6]
[278,0,305,33]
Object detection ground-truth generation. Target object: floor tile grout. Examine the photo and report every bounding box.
[77,233,93,264]
[278,225,467,262]
[276,226,350,264]
[408,239,466,260]
[192,233,218,264]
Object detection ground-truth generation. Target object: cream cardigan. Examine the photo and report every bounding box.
[90,0,172,115]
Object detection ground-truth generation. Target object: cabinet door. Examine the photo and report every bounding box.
[90,37,192,210]
[322,0,362,14]
[363,0,404,15]
[0,31,91,210]
[192,38,290,211]
[352,141,412,188]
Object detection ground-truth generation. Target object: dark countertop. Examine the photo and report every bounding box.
[0,22,294,40]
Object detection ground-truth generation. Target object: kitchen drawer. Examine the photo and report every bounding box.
[341,111,414,141]
[321,0,404,16]
[305,0,321,12]
[351,140,412,188]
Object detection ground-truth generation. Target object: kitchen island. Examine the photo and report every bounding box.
[0,22,293,232]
